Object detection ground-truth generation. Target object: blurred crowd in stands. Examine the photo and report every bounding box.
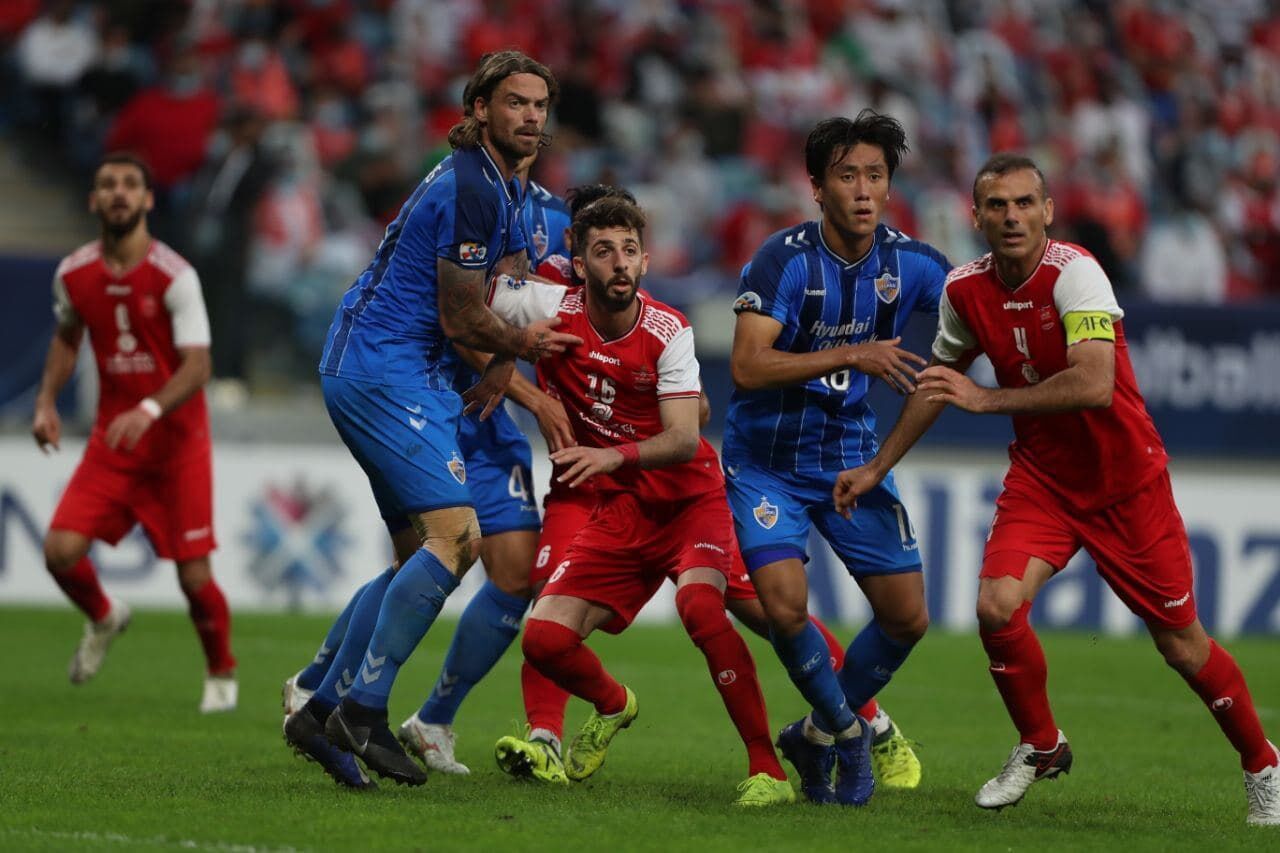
[4,0,1280,385]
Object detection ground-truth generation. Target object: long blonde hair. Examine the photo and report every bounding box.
[447,51,558,150]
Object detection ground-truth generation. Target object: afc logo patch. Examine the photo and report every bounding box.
[459,242,487,262]
[447,451,466,485]
[733,291,763,314]
[753,496,778,530]
[874,273,900,304]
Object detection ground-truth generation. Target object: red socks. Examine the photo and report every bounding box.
[979,601,1059,751]
[522,618,626,715]
[522,659,571,740]
[51,556,111,622]
[677,584,785,780]
[183,580,236,675]
[1183,640,1276,773]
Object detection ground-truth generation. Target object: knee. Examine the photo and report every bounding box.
[675,584,730,645]
[1153,631,1205,677]
[177,562,212,595]
[879,608,929,646]
[521,618,575,666]
[43,533,86,574]
[976,593,1023,634]
[487,566,533,600]
[420,508,482,575]
[762,597,809,637]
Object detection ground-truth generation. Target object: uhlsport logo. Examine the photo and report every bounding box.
[244,481,350,607]
[448,452,467,485]
[753,496,778,529]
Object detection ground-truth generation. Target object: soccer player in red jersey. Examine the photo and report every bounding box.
[31,153,237,713]
[484,196,795,806]
[832,153,1279,824]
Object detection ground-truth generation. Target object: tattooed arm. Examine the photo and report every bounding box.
[436,258,578,361]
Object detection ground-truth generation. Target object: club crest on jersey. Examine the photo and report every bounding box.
[632,367,656,390]
[753,497,778,530]
[447,452,466,485]
[532,223,548,259]
[459,242,487,262]
[733,291,763,314]
[1039,306,1055,331]
[874,273,900,304]
[140,295,159,318]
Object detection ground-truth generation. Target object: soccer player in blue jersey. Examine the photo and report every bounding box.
[393,162,576,774]
[280,50,580,789]
[723,111,949,805]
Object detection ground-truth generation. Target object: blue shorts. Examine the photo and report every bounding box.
[723,459,921,577]
[458,407,540,537]
[322,374,471,530]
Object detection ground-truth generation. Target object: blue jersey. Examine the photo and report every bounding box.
[723,221,950,473]
[523,180,571,269]
[319,145,526,389]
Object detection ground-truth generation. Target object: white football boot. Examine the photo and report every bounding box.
[200,675,238,713]
[975,729,1073,809]
[68,597,132,684]
[398,715,470,774]
[282,671,314,717]
[1245,743,1280,826]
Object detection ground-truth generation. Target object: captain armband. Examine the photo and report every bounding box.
[1062,311,1116,346]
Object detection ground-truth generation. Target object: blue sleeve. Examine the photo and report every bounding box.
[506,198,527,257]
[734,249,804,325]
[438,185,502,270]
[909,247,950,316]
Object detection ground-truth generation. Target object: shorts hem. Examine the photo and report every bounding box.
[847,562,923,578]
[742,545,806,572]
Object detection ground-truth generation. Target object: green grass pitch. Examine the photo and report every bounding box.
[1,606,1276,851]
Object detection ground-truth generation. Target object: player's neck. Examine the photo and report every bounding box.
[586,292,640,341]
[480,136,520,183]
[100,225,152,274]
[819,218,874,266]
[991,235,1049,290]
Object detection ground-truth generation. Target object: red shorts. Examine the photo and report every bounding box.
[533,490,755,599]
[50,443,217,562]
[982,466,1195,630]
[538,488,739,632]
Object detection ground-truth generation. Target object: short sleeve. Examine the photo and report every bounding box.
[486,276,566,325]
[437,186,503,270]
[733,249,805,325]
[52,272,80,329]
[656,325,701,398]
[1053,255,1123,320]
[931,287,979,363]
[163,266,212,347]
[911,247,951,315]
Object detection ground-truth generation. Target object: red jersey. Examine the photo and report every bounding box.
[491,280,722,503]
[54,239,212,468]
[933,240,1167,511]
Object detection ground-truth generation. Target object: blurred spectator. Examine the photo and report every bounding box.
[15,0,98,142]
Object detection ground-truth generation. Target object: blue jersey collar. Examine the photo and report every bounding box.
[816,220,884,271]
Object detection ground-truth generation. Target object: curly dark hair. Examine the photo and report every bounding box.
[565,184,637,218]
[570,196,647,256]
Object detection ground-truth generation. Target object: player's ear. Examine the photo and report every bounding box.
[971,204,981,230]
[572,254,585,279]
[1043,196,1055,229]
[473,95,489,126]
[144,189,155,214]
[810,178,823,207]
[638,252,649,277]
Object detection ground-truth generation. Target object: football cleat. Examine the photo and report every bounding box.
[69,597,132,685]
[776,718,836,804]
[833,719,875,807]
[325,700,427,786]
[565,686,638,782]
[733,772,796,807]
[199,675,238,713]
[398,716,470,775]
[872,721,922,789]
[1245,743,1280,826]
[283,706,376,789]
[282,671,313,717]
[495,733,569,785]
[975,729,1072,809]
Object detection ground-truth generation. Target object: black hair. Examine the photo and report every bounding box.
[95,152,153,189]
[565,184,637,218]
[972,152,1049,203]
[570,196,646,256]
[804,109,908,181]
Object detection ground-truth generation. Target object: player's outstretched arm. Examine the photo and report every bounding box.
[104,346,211,451]
[549,396,700,488]
[731,311,926,393]
[833,354,964,517]
[437,258,581,361]
[918,339,1114,415]
[32,324,83,454]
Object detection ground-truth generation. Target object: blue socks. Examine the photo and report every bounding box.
[311,568,394,712]
[771,620,855,734]
[347,548,460,711]
[297,579,369,691]
[838,620,914,711]
[418,580,529,725]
